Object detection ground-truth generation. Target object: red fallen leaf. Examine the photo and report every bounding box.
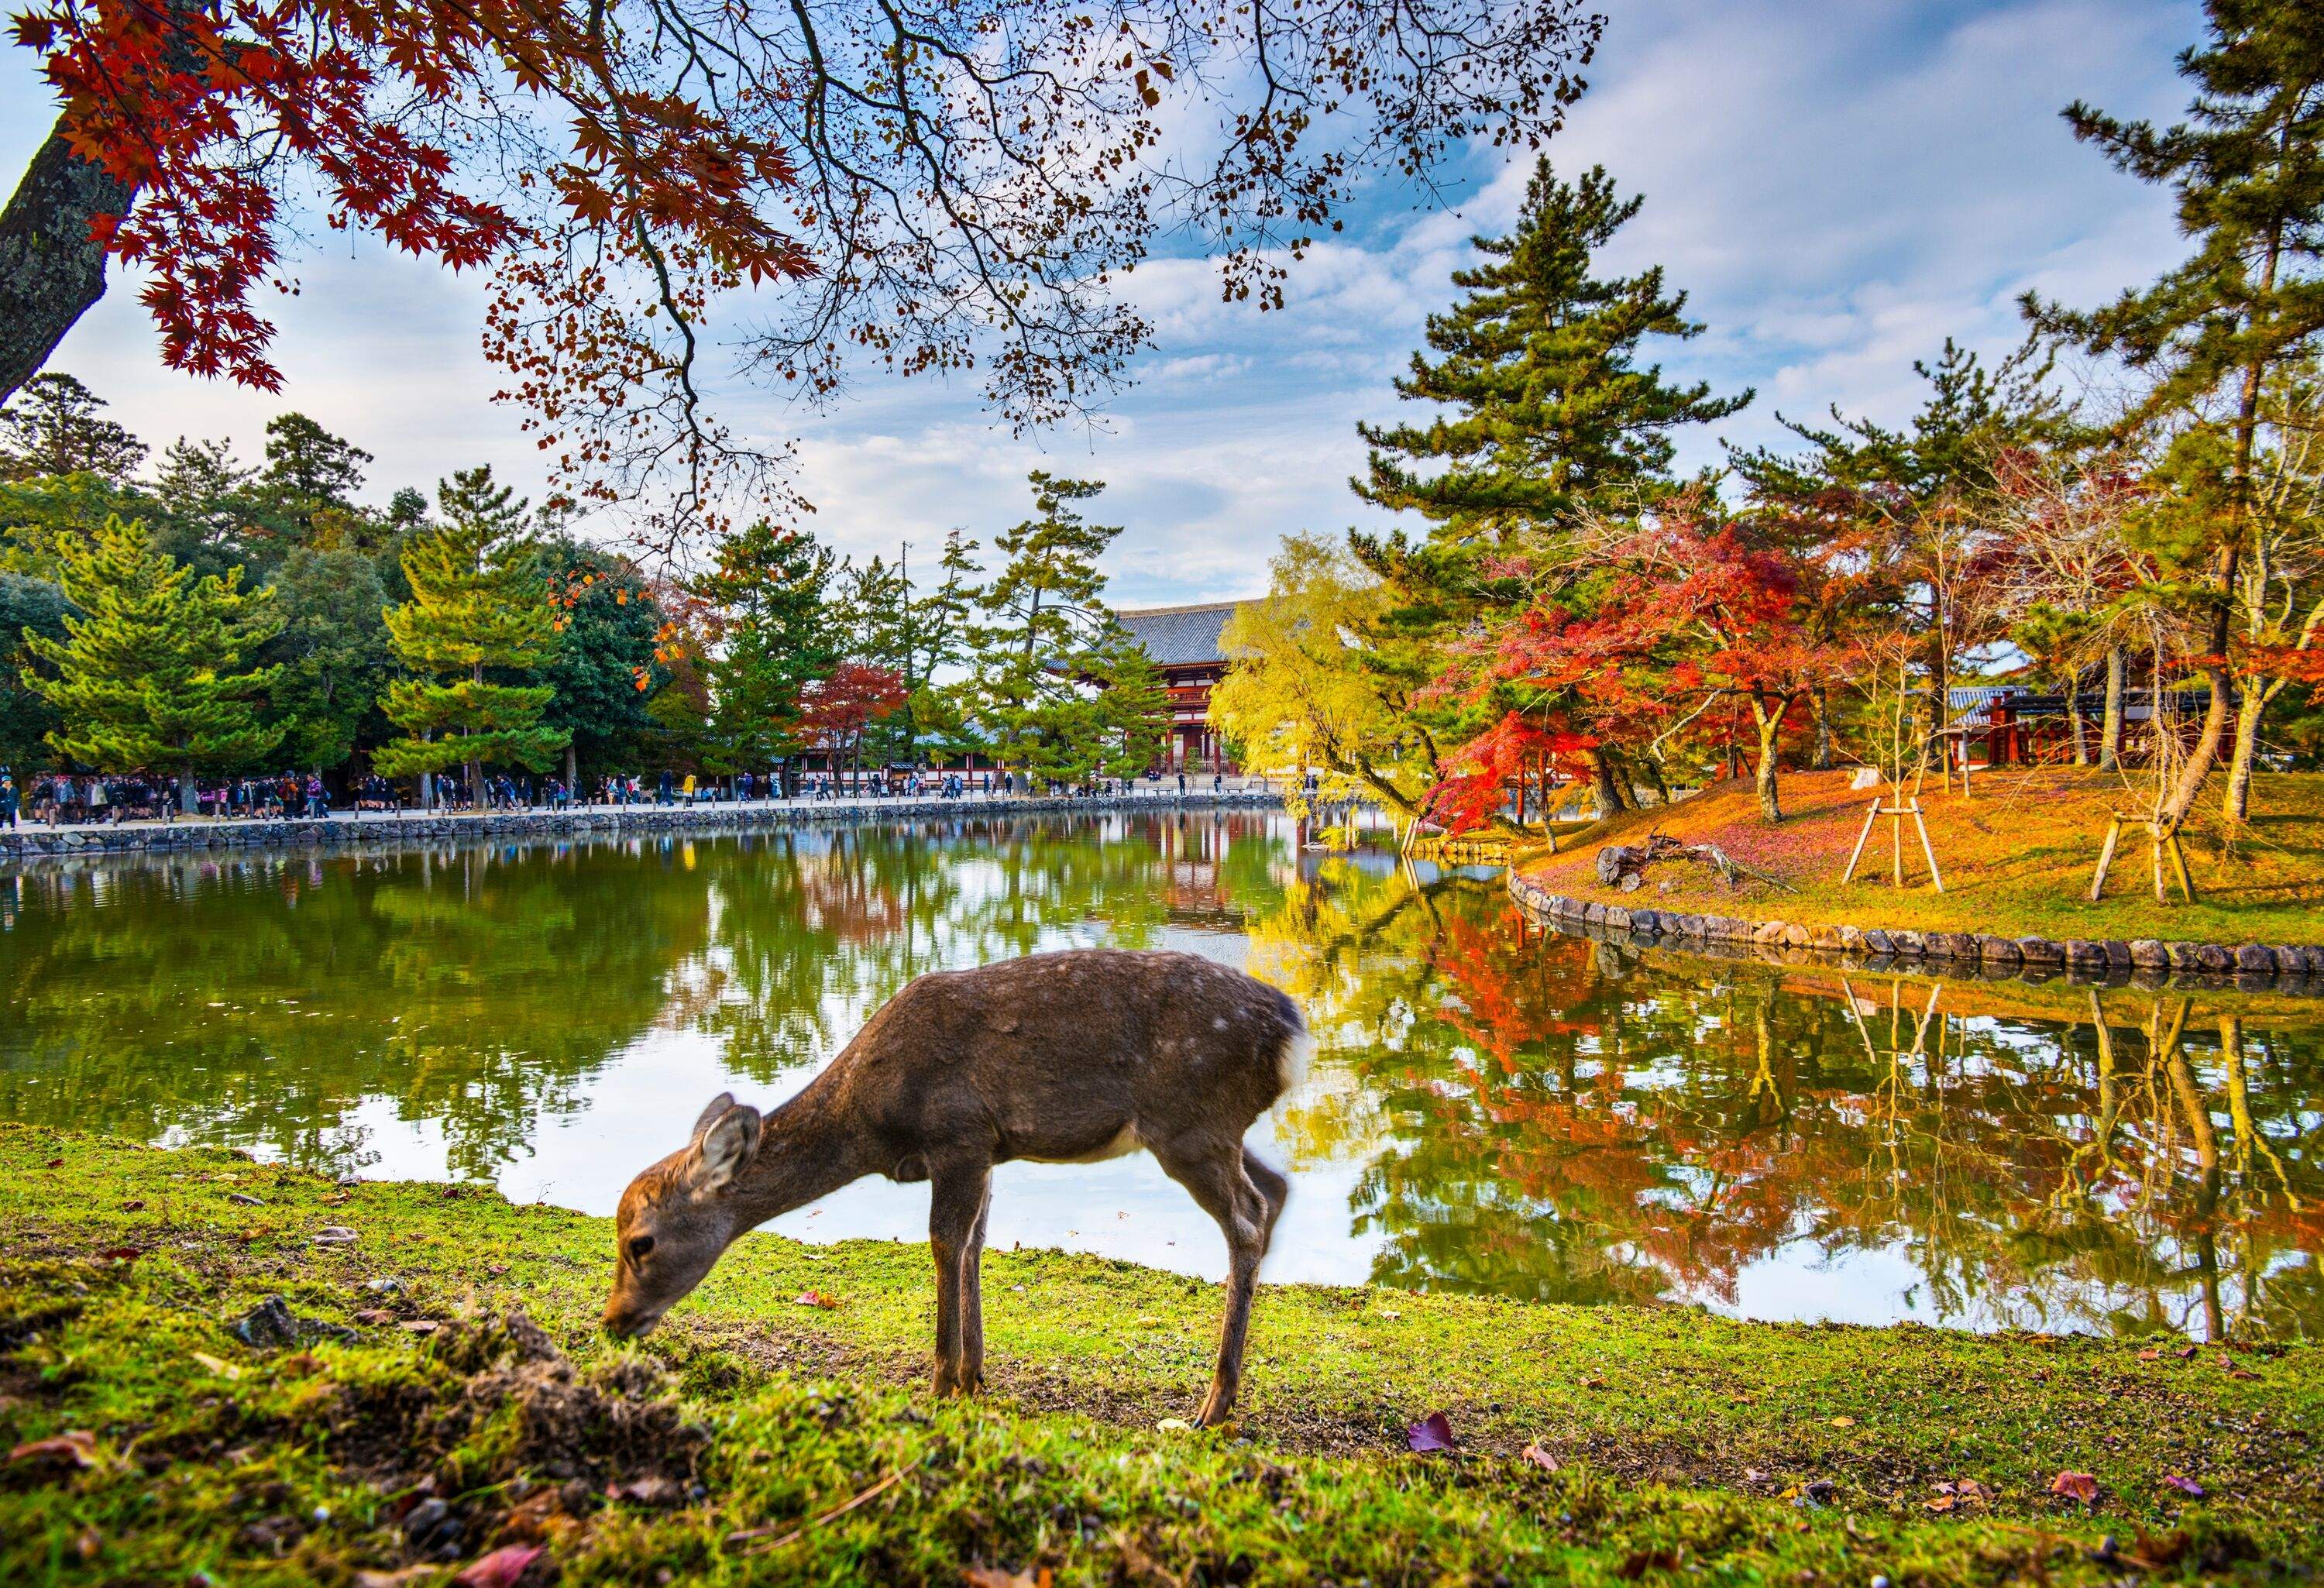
[121,1201,146,1212]
[2050,1470,2100,1505]
[353,1309,396,1325]
[44,1157,64,1168]
[453,1545,543,1587]
[961,1569,1043,1588]
[97,1247,144,1263]
[1924,1494,1957,1513]
[9,1430,97,1469]
[1954,1479,1989,1502]
[2161,1474,2205,1497]
[487,1264,510,1277]
[1580,1375,1609,1390]
[1521,1441,1559,1473]
[2173,1343,2199,1360]
[792,1291,841,1309]
[2136,1348,2161,1361]
[1406,1410,1456,1453]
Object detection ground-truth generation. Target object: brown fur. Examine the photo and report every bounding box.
[603,948,1305,1426]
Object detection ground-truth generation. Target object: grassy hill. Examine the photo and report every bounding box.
[1518,768,2324,947]
[3,1126,2319,1584]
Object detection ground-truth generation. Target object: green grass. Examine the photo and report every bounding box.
[4,1126,2319,1584]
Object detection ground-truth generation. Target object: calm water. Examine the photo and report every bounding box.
[2,810,2317,1339]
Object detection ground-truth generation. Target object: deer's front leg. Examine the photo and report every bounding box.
[927,1161,991,1397]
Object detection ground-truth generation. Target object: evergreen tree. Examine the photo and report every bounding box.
[1356,158,1749,537]
[153,437,259,553]
[2025,0,2324,823]
[19,516,283,805]
[963,471,1131,785]
[264,547,392,772]
[259,413,371,540]
[1086,621,1171,778]
[0,373,148,483]
[0,571,70,769]
[373,466,567,792]
[541,538,664,782]
[690,521,838,775]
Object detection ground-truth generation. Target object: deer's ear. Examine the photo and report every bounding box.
[690,1104,761,1194]
[689,1091,738,1143]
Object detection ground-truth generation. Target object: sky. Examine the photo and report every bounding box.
[1,0,2204,608]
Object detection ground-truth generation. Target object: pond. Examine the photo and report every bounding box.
[2,809,2317,1340]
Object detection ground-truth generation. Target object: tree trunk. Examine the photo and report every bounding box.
[565,741,578,790]
[2065,672,2089,766]
[0,119,137,403]
[179,765,198,816]
[1808,686,1833,772]
[2098,646,2124,770]
[2159,662,2233,832]
[1590,752,1628,819]
[1755,717,1783,823]
[2223,679,2269,824]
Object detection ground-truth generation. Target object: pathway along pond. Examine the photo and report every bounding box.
[3,809,2317,1340]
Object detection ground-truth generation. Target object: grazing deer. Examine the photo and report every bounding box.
[603,948,1310,1426]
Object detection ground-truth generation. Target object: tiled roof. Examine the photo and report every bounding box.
[1114,601,1241,666]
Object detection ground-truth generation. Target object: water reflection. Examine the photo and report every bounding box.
[1,815,2315,1337]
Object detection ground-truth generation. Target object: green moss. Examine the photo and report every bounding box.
[3,1126,2317,1584]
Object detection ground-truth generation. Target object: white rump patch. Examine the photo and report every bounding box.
[1275,1027,1315,1095]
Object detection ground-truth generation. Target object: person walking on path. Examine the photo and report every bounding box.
[1,770,16,830]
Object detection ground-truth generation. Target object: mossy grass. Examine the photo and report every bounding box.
[4,1126,2317,1583]
[1522,768,2324,947]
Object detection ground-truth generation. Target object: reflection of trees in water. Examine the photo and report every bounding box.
[1253,857,2324,1338]
[0,813,1290,1181]
[0,845,710,1178]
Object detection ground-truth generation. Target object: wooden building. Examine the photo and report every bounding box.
[1115,601,1239,772]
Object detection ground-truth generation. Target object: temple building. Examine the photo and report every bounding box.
[1115,601,1240,772]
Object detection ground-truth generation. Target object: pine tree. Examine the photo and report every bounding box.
[1356,158,1749,538]
[0,373,148,483]
[963,471,1128,785]
[19,515,283,805]
[692,521,838,775]
[2025,0,2324,823]
[373,466,567,792]
[259,413,372,541]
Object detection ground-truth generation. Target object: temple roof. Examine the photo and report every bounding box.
[1114,600,1241,666]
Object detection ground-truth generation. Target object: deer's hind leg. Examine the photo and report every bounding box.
[927,1160,992,1397]
[1153,1133,1270,1428]
[959,1175,993,1394]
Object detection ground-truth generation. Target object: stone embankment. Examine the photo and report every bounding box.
[1508,868,2324,992]
[1,790,1281,864]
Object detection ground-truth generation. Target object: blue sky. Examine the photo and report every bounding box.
[2,0,2201,607]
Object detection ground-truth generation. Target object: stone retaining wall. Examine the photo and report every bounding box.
[2,792,1282,864]
[1508,869,2324,993]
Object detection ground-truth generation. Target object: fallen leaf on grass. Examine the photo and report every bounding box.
[1521,1442,1559,1473]
[189,1351,241,1380]
[9,1430,96,1469]
[2049,1470,2100,1505]
[353,1569,439,1588]
[2136,1348,2161,1361]
[1580,1376,1608,1390]
[43,1157,63,1168]
[1827,1415,1855,1428]
[607,1476,682,1507]
[1617,1548,1681,1578]
[228,1192,264,1206]
[399,1320,442,1335]
[961,1568,1047,1588]
[486,1264,510,1277]
[311,1226,359,1246]
[1407,1411,1456,1453]
[792,1291,841,1309]
[120,1200,145,1212]
[96,1246,143,1263]
[2161,1474,2205,1498]
[452,1544,544,1587]
[2173,1343,2198,1360]
[1924,1494,1957,1513]
[1153,1418,1194,1434]
[353,1309,397,1325]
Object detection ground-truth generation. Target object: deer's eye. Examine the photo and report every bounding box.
[627,1235,655,1263]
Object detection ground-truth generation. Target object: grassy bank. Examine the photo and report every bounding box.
[1521,768,2324,947]
[4,1127,2319,1585]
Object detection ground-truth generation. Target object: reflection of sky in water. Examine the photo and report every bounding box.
[4,813,2318,1338]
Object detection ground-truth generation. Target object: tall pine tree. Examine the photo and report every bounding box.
[19,515,282,806]
[2027,0,2324,826]
[373,466,567,792]
[692,521,838,775]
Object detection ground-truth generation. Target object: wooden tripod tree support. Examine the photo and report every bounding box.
[2089,813,2196,905]
[1841,795,1944,892]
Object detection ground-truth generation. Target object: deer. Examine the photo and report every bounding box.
[602,947,1311,1428]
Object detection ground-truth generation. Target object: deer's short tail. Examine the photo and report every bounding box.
[1272,1019,1315,1098]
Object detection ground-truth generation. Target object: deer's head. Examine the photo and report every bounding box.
[603,1091,761,1337]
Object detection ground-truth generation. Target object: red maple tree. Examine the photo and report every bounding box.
[799,662,906,784]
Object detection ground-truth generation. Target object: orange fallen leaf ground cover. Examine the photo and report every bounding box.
[1519,768,2324,946]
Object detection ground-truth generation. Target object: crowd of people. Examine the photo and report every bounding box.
[0,761,1245,829]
